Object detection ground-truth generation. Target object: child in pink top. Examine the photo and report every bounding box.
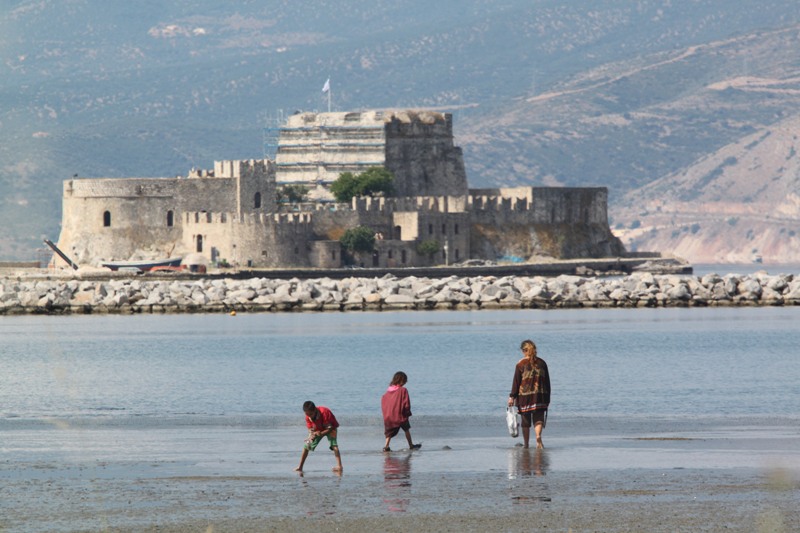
[381,371,421,452]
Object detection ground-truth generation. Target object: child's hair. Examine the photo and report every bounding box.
[302,400,316,412]
[390,371,408,386]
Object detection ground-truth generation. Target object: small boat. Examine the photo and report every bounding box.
[102,257,183,272]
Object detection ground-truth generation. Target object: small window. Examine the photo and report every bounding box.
[221,213,227,223]
[388,250,393,259]
[254,192,262,209]
[454,223,459,235]
[206,212,212,223]
[196,235,203,253]
[194,213,199,223]
[166,210,174,227]
[455,249,460,260]
[442,223,446,234]
[401,250,407,264]
[428,224,433,235]
[103,211,111,227]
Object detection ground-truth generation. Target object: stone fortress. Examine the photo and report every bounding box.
[54,109,625,270]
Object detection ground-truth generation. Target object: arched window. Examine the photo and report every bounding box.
[196,235,203,253]
[167,210,174,227]
[254,192,262,209]
[103,211,111,227]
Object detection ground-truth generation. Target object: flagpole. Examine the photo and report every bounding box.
[328,84,331,112]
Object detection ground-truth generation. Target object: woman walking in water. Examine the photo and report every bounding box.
[508,339,550,449]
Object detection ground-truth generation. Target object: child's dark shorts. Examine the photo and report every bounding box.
[384,421,411,438]
[520,409,547,428]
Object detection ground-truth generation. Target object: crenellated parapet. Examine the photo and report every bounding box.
[183,211,313,229]
[466,187,609,225]
[211,159,275,179]
[349,195,468,214]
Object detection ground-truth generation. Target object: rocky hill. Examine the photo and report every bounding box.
[456,20,800,263]
[2,0,800,263]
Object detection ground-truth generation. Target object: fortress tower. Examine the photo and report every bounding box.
[276,110,468,199]
[56,160,275,265]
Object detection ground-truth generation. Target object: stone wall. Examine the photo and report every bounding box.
[55,160,275,267]
[182,211,314,268]
[5,272,799,315]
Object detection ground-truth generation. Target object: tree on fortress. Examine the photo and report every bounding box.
[277,184,309,204]
[417,239,440,260]
[340,225,376,265]
[330,167,395,203]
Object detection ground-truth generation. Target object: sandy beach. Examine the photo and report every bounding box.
[2,416,798,532]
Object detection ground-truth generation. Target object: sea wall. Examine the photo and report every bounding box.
[1,271,799,315]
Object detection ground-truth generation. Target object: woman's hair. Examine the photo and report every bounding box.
[520,339,537,359]
[390,371,408,386]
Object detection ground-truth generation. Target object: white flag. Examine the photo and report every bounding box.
[322,78,330,93]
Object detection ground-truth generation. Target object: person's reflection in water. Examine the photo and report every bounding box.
[508,448,551,504]
[383,453,413,512]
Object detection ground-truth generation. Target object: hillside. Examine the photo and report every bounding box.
[2,0,800,263]
[456,20,800,263]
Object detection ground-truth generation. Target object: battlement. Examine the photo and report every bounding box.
[348,195,468,214]
[183,159,272,179]
[337,187,607,224]
[182,211,312,227]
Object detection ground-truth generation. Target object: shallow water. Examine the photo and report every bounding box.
[3,306,800,420]
[2,307,800,531]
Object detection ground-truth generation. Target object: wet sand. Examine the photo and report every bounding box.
[2,417,798,532]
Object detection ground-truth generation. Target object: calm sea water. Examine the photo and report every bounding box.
[2,305,800,532]
[2,306,799,423]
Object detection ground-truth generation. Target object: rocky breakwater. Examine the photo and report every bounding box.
[2,271,800,315]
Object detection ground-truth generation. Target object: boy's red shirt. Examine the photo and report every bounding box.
[305,406,339,431]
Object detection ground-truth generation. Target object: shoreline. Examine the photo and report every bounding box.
[3,417,797,532]
[2,268,799,315]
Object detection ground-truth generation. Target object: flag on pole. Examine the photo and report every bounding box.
[322,78,330,93]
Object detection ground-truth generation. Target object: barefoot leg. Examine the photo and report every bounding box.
[534,421,544,449]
